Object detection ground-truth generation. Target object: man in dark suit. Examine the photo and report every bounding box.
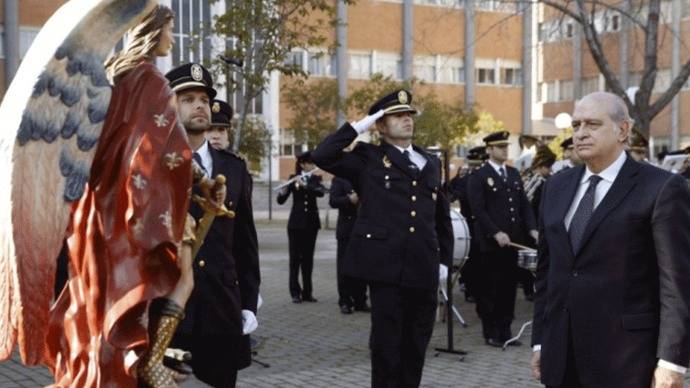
[312,89,454,388]
[530,92,690,388]
[445,146,487,302]
[330,175,369,314]
[468,131,538,347]
[165,64,261,388]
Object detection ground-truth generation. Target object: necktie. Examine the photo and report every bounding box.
[193,152,208,178]
[403,150,419,172]
[568,175,602,252]
[499,166,507,182]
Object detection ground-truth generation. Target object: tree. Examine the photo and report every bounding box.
[211,0,354,152]
[228,115,271,171]
[282,78,344,149]
[523,0,690,138]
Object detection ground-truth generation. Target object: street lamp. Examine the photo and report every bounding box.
[554,112,572,130]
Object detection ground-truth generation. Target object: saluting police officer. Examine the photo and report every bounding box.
[330,175,369,314]
[277,151,327,303]
[165,64,261,388]
[445,146,488,302]
[467,131,537,347]
[312,90,454,388]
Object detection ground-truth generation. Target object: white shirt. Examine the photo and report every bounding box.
[194,140,213,178]
[535,150,687,374]
[487,159,508,178]
[393,144,427,170]
[564,151,626,230]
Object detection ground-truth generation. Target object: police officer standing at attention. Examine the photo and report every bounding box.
[468,131,537,347]
[330,175,369,314]
[165,64,261,387]
[277,151,327,303]
[312,90,454,388]
[206,99,233,151]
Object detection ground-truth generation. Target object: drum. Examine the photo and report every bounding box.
[450,208,471,266]
[517,249,538,272]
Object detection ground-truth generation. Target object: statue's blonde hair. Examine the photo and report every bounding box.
[105,5,174,82]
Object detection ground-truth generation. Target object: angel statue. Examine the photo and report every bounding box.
[0,1,223,386]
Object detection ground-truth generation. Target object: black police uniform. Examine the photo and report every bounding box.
[467,131,536,345]
[312,90,454,388]
[165,65,260,387]
[329,176,368,310]
[277,166,326,302]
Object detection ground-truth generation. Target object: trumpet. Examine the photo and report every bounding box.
[273,168,320,192]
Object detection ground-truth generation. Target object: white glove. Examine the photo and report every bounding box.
[439,264,448,285]
[241,310,258,335]
[351,110,384,134]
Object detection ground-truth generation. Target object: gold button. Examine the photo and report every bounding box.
[510,207,514,212]
[509,198,513,202]
[411,211,416,217]
[385,175,390,180]
[411,195,417,202]
[511,218,516,222]
[198,260,206,267]
[409,226,415,233]
[366,234,372,239]
[412,181,417,186]
[304,201,308,205]
[235,280,239,285]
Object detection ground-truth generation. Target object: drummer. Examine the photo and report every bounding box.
[467,131,538,347]
[445,146,488,302]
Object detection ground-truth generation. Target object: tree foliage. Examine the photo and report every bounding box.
[211,0,354,151]
[229,115,271,170]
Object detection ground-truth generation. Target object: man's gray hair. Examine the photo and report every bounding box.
[582,92,632,142]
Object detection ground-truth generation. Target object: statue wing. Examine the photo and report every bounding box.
[0,0,156,365]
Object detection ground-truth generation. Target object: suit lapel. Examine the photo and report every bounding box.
[551,165,585,263]
[381,142,418,178]
[575,157,639,256]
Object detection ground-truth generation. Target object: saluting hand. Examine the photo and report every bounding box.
[494,231,511,247]
[651,366,684,388]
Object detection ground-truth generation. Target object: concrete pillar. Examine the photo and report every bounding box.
[336,0,348,126]
[522,1,533,134]
[671,0,681,149]
[619,0,630,90]
[464,0,475,109]
[573,22,583,100]
[402,0,413,80]
[4,0,20,87]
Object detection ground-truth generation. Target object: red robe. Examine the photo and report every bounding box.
[45,62,192,387]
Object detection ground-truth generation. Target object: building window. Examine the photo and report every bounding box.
[308,52,335,77]
[19,27,40,59]
[559,80,573,101]
[565,22,574,39]
[654,69,671,93]
[546,82,557,102]
[582,76,600,95]
[377,53,403,79]
[477,68,495,84]
[501,68,522,86]
[349,53,372,79]
[611,14,620,31]
[285,50,305,71]
[171,0,212,66]
[451,66,465,83]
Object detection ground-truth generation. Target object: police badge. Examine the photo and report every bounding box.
[398,90,408,104]
[212,102,220,113]
[487,177,494,186]
[383,155,392,168]
[191,64,203,81]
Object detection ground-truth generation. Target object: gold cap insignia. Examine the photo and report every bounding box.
[487,177,494,186]
[212,102,221,113]
[191,64,203,82]
[398,91,408,104]
[383,155,392,168]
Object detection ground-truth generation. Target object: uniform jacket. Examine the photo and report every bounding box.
[178,147,261,341]
[532,156,690,388]
[277,174,326,230]
[312,123,454,291]
[467,163,536,252]
[329,176,358,240]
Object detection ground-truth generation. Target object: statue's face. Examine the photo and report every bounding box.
[155,19,174,57]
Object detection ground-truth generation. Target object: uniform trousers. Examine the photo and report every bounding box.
[369,283,437,388]
[172,332,248,388]
[287,227,318,299]
[475,248,518,340]
[336,237,367,308]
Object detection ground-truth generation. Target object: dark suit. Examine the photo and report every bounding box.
[312,123,453,388]
[329,176,367,308]
[277,174,326,299]
[532,155,690,388]
[172,147,261,388]
[468,162,536,341]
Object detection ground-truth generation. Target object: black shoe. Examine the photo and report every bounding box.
[506,340,522,347]
[163,356,193,375]
[340,305,353,314]
[353,304,371,312]
[292,296,302,303]
[485,338,503,348]
[525,294,534,302]
[302,296,318,302]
